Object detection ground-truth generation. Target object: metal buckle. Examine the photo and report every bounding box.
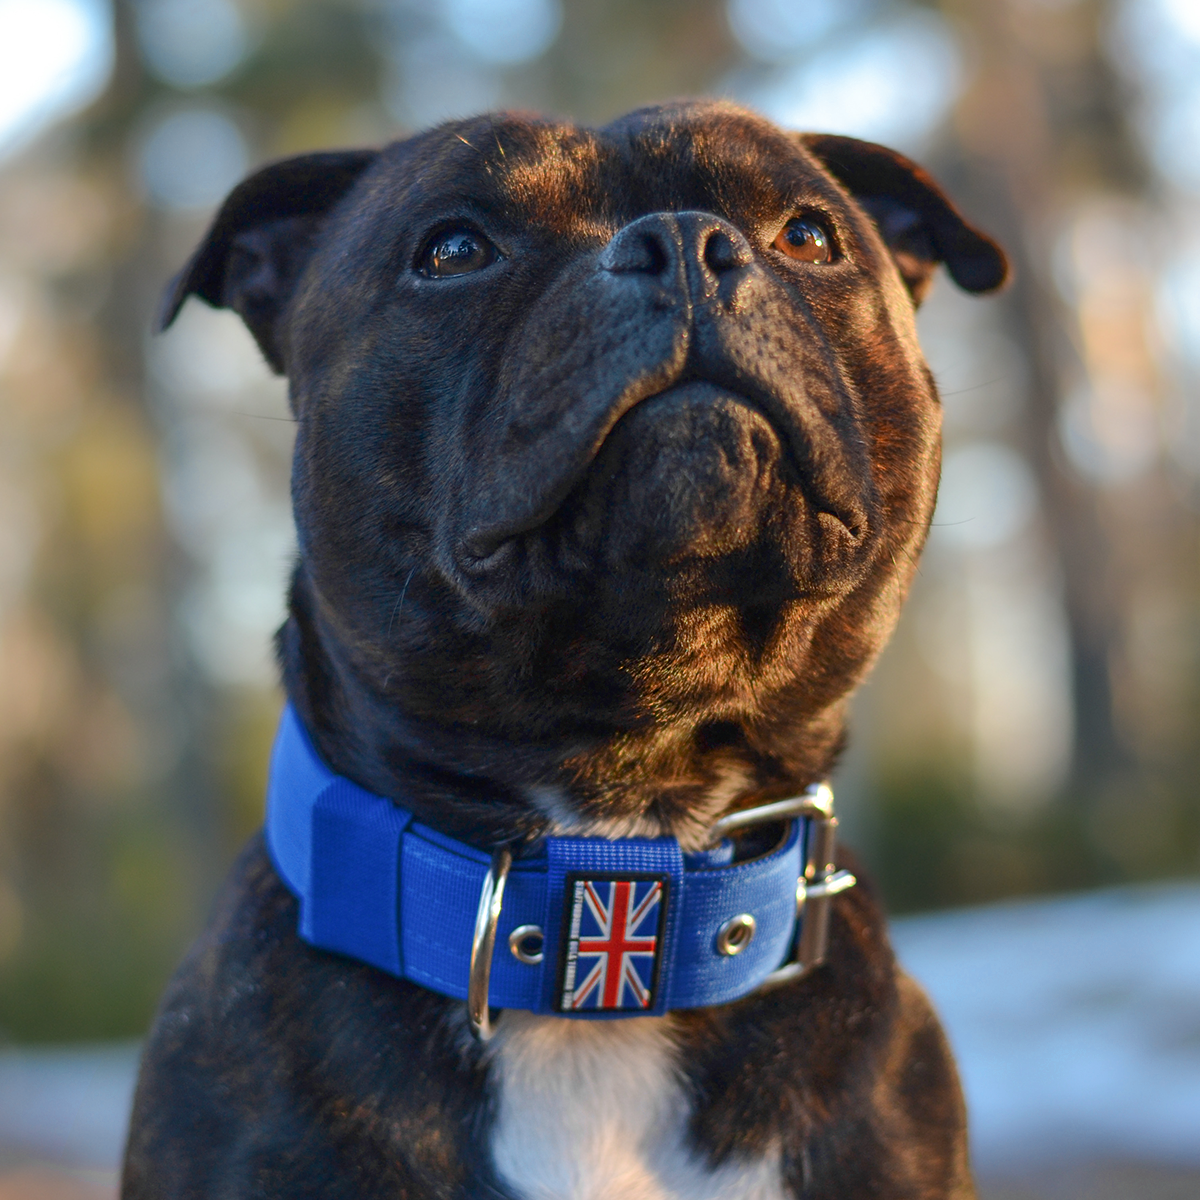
[468,845,512,1042]
[709,782,856,988]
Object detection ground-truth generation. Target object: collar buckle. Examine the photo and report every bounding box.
[708,783,857,988]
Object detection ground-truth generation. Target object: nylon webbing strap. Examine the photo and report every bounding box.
[266,704,806,1016]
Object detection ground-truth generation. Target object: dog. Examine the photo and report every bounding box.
[122,100,1007,1199]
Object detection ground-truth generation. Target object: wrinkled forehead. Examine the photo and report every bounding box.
[373,104,848,237]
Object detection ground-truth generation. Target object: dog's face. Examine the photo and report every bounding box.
[165,102,1005,846]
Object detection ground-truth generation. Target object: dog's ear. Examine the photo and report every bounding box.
[800,133,1008,304]
[157,149,379,372]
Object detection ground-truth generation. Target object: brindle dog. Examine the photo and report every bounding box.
[123,101,1007,1199]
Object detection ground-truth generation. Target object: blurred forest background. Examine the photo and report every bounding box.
[0,0,1197,1044]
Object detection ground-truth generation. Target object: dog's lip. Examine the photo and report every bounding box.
[460,379,763,563]
[458,372,681,564]
[459,378,866,565]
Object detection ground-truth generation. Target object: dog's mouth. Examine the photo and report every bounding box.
[459,377,867,571]
[569,382,794,560]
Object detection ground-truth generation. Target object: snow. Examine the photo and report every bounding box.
[892,882,1200,1172]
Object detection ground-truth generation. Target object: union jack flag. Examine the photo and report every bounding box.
[559,876,665,1011]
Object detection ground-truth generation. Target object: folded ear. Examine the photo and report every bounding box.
[157,149,379,372]
[800,133,1008,304]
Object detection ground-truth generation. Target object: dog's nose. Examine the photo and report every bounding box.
[599,211,754,288]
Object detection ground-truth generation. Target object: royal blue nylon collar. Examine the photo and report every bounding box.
[265,704,811,1017]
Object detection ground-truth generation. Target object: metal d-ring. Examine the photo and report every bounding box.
[468,845,512,1042]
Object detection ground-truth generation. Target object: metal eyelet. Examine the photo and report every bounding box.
[716,913,756,956]
[509,924,544,965]
[468,846,512,1042]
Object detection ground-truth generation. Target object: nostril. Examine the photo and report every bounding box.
[704,227,752,274]
[599,227,672,275]
[637,232,669,275]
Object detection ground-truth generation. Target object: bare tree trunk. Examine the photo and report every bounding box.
[944,0,1144,803]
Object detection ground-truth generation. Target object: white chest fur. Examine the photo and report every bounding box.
[487,1011,786,1200]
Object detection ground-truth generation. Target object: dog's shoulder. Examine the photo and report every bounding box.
[123,836,506,1199]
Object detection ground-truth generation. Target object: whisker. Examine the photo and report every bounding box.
[937,377,1006,396]
[387,566,418,640]
[230,411,297,423]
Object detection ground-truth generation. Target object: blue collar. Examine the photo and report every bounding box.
[265,704,853,1025]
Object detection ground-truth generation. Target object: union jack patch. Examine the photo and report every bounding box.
[558,874,668,1012]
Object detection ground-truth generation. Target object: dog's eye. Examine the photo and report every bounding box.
[774,218,832,264]
[421,229,498,277]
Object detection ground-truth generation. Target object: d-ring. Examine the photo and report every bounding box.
[468,845,512,1042]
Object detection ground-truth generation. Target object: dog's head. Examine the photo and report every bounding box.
[163,101,1006,848]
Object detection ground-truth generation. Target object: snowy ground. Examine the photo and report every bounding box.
[1,881,1197,1198]
[892,881,1200,1178]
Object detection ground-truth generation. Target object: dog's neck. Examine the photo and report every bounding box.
[278,572,850,852]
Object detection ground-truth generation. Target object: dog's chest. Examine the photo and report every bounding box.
[487,1013,786,1200]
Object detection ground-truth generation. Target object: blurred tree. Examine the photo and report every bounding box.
[946,0,1139,794]
[0,0,393,1041]
[943,0,1199,869]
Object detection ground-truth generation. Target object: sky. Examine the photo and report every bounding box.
[0,0,113,161]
